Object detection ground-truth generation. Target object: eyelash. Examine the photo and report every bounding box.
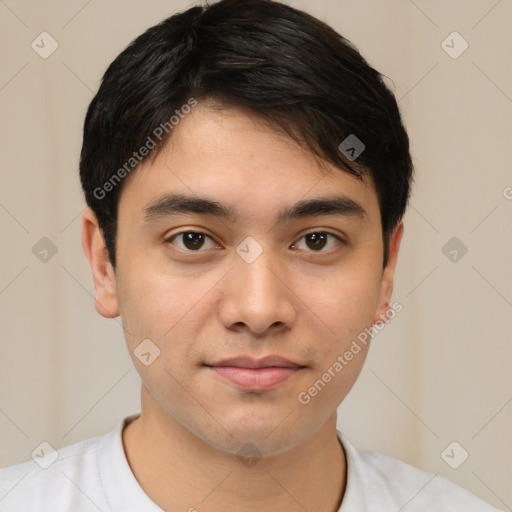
[165,230,345,254]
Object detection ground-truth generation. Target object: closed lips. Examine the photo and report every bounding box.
[204,356,305,369]
[204,356,306,392]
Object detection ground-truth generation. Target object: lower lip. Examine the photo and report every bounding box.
[207,366,302,392]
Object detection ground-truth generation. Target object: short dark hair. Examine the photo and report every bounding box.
[79,0,413,268]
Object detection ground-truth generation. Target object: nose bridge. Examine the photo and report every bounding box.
[238,245,280,300]
[220,238,296,334]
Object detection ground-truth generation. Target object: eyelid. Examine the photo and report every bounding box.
[291,230,345,252]
[165,230,218,251]
[299,229,346,244]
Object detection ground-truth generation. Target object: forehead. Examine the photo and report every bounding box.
[118,104,380,226]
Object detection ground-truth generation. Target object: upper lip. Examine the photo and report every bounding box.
[205,355,304,369]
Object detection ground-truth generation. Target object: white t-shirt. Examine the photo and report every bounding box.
[0,413,500,511]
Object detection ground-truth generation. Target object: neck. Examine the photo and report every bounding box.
[122,388,346,512]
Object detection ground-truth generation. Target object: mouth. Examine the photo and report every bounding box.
[204,355,306,392]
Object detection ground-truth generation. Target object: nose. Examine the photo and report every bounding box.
[218,245,297,336]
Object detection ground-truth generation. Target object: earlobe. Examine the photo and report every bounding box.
[81,208,120,319]
[373,222,404,324]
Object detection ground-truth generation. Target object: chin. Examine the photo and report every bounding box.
[189,410,316,459]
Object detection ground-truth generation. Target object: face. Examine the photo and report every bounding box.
[84,103,402,457]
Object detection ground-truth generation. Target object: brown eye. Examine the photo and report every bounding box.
[292,232,342,252]
[168,232,217,252]
[305,232,328,251]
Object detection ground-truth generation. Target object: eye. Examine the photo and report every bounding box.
[166,231,218,252]
[291,231,343,252]
[166,230,344,253]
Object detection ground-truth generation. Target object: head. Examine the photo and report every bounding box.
[81,0,413,457]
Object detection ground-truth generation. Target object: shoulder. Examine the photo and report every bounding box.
[338,433,501,511]
[0,431,109,512]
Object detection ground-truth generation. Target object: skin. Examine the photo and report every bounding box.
[82,102,403,512]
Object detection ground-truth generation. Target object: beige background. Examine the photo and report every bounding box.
[1,0,511,508]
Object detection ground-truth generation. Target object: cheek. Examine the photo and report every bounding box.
[115,260,208,340]
[307,266,382,350]
[115,268,203,397]
[297,277,377,411]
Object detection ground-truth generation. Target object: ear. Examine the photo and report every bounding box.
[373,221,404,324]
[81,208,120,318]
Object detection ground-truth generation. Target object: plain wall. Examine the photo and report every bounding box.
[0,0,511,509]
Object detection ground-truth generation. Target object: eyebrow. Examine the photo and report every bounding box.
[142,192,366,225]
